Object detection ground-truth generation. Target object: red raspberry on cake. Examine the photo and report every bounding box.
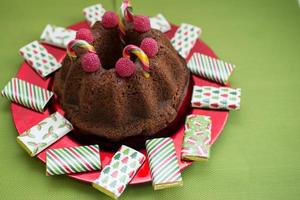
[102,11,119,29]
[76,28,94,43]
[81,52,101,72]
[140,38,158,58]
[115,57,136,77]
[133,15,151,32]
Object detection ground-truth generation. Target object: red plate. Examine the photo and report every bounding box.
[11,21,229,184]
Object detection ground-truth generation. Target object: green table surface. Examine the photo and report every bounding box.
[1,0,300,199]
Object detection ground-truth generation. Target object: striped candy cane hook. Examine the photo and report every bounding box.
[118,0,135,44]
[123,44,150,78]
[67,39,96,60]
[120,0,134,22]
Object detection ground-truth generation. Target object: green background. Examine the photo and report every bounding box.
[0,0,300,199]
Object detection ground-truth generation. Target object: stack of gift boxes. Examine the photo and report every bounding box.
[1,3,241,199]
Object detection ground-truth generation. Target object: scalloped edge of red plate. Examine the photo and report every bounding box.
[11,21,229,185]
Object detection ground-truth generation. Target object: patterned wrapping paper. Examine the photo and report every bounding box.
[17,112,73,157]
[182,115,212,161]
[145,137,183,190]
[92,145,145,199]
[40,24,76,49]
[150,14,171,33]
[19,41,61,78]
[46,145,101,176]
[171,23,201,58]
[1,78,53,112]
[83,4,106,27]
[188,53,236,85]
[191,86,241,110]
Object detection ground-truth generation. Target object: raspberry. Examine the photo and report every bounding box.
[133,15,151,32]
[140,37,158,58]
[81,52,101,72]
[102,11,119,29]
[115,57,136,77]
[76,28,94,43]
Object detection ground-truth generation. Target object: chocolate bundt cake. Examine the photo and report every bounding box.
[54,12,190,142]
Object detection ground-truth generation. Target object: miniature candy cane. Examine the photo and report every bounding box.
[67,39,96,60]
[118,0,134,43]
[123,44,150,78]
[118,17,126,43]
[118,0,151,41]
[120,0,134,22]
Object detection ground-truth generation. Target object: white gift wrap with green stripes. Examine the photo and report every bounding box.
[1,78,53,112]
[46,145,101,175]
[171,23,201,59]
[150,14,171,33]
[17,112,73,157]
[145,137,183,190]
[40,24,76,49]
[19,41,61,78]
[83,4,106,26]
[187,53,235,85]
[93,145,146,199]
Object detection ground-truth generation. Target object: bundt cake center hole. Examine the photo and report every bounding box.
[95,44,123,70]
[92,25,141,70]
[94,42,139,70]
[91,24,125,70]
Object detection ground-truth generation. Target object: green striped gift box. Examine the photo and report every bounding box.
[46,145,101,175]
[146,137,183,190]
[187,53,235,85]
[1,78,53,112]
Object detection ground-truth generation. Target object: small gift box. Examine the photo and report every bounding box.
[192,86,241,110]
[171,23,201,58]
[1,78,53,112]
[146,137,183,190]
[17,112,73,157]
[46,145,101,175]
[92,145,145,199]
[188,53,235,85]
[19,41,61,78]
[182,115,212,161]
[83,4,106,27]
[40,24,76,49]
[150,14,171,33]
